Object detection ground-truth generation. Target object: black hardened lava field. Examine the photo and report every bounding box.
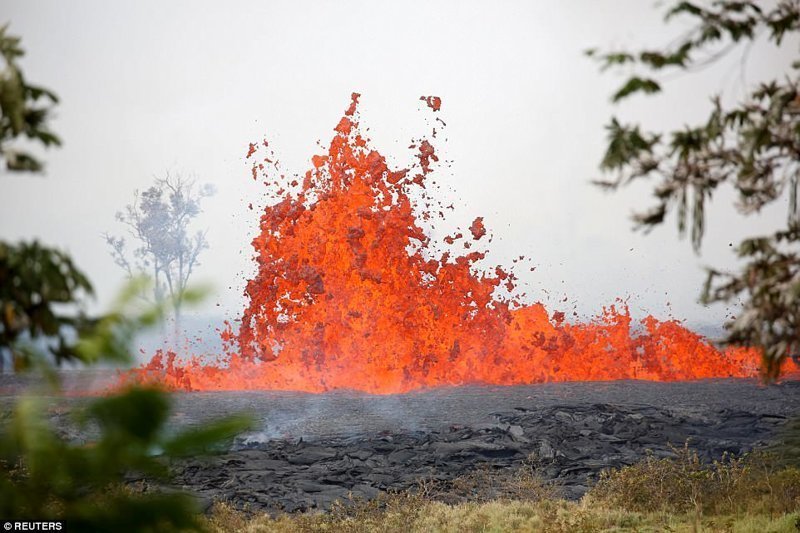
[2,375,799,513]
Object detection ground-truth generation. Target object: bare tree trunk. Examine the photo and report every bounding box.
[162,267,180,351]
[176,256,184,327]
[153,262,168,340]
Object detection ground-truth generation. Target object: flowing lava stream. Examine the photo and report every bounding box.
[130,94,773,393]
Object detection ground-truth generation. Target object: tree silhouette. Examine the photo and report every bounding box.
[106,174,214,322]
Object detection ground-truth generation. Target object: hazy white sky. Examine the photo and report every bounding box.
[2,1,796,330]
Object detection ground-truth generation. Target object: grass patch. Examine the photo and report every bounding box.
[587,445,800,516]
[206,499,800,533]
[420,459,561,504]
[205,448,800,532]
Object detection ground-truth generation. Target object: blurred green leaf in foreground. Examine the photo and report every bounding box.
[0,240,96,374]
[0,279,251,531]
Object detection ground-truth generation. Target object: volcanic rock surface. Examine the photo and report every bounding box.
[164,379,800,512]
[2,375,799,513]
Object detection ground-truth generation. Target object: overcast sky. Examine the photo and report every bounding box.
[2,1,796,332]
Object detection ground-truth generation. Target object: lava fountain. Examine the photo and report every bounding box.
[131,94,767,393]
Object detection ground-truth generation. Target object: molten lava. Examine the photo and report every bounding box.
[132,94,767,393]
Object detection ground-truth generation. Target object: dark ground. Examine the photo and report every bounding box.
[2,373,800,513]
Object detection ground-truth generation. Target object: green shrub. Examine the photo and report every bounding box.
[0,281,251,531]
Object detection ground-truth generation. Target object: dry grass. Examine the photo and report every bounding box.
[586,445,800,516]
[206,499,800,533]
[205,450,800,533]
[417,459,560,504]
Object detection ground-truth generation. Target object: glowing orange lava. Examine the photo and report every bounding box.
[131,94,772,393]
